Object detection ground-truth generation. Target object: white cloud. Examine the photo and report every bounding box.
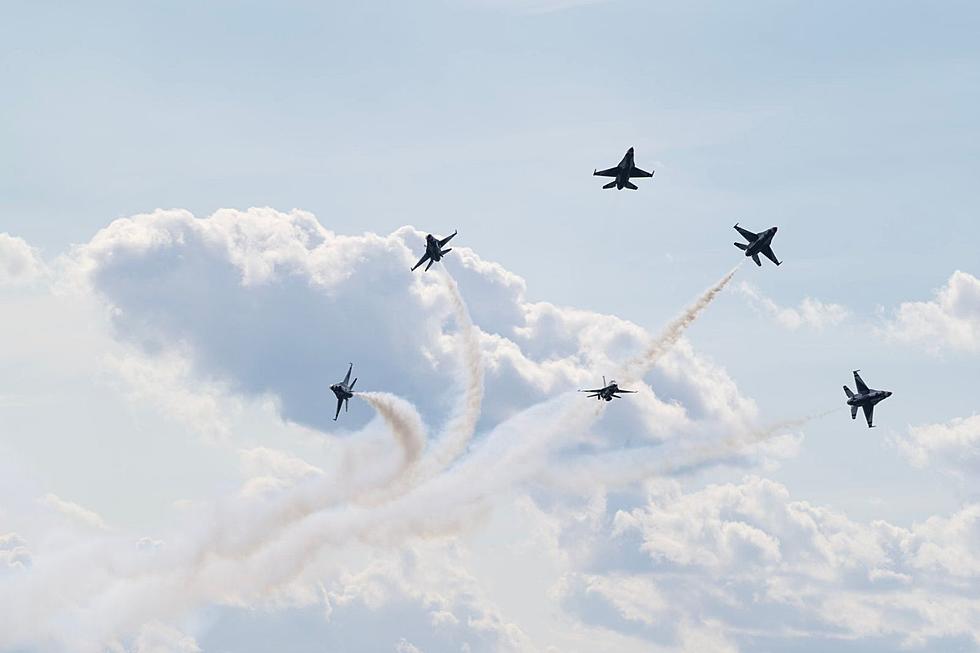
[71,208,757,447]
[7,208,972,653]
[882,270,980,353]
[895,414,980,478]
[0,233,43,285]
[560,476,980,648]
[737,282,849,330]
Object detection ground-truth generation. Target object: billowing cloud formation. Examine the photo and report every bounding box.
[5,208,977,653]
[72,208,756,445]
[882,270,980,353]
[557,476,980,649]
[737,282,849,330]
[0,233,43,285]
[896,414,980,479]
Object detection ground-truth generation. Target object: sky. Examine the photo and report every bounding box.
[1,1,979,652]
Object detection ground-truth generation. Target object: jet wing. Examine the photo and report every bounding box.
[853,371,869,394]
[614,389,637,394]
[411,252,431,271]
[761,246,781,266]
[579,389,605,394]
[438,231,457,247]
[734,224,758,241]
[342,363,352,385]
[593,166,619,177]
[629,166,654,178]
[862,404,874,428]
[333,396,344,421]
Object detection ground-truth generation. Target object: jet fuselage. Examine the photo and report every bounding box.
[330,382,353,402]
[615,148,635,189]
[596,382,623,401]
[744,227,777,258]
[425,235,444,262]
[846,389,892,408]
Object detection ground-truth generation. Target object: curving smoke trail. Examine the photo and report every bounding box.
[617,264,741,383]
[357,391,426,470]
[383,267,486,494]
[427,268,484,469]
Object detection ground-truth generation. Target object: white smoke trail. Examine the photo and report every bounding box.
[424,268,484,471]
[545,408,840,490]
[617,264,741,383]
[357,391,426,470]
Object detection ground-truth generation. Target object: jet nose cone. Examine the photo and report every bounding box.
[628,147,634,152]
[886,391,893,397]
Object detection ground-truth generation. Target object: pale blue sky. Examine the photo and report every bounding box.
[1,2,979,651]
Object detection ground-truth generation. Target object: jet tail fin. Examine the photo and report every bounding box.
[602,180,617,189]
[734,242,748,251]
[350,378,357,390]
[440,247,452,256]
[851,405,858,420]
[752,254,761,266]
[843,385,854,398]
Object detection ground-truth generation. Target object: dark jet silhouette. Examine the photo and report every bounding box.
[579,376,637,402]
[733,223,781,267]
[843,370,892,428]
[330,363,357,421]
[412,230,457,272]
[593,147,654,190]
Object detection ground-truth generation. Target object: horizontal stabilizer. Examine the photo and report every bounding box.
[843,385,854,398]
[441,247,452,256]
[624,181,638,190]
[734,242,748,251]
[851,405,858,420]
[752,254,761,266]
[602,180,617,189]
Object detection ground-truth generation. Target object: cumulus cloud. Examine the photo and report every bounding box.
[9,207,965,653]
[737,282,849,330]
[0,233,43,285]
[895,414,980,479]
[557,476,980,649]
[882,270,980,353]
[70,208,756,446]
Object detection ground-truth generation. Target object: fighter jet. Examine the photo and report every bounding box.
[412,230,457,272]
[579,377,637,402]
[330,363,357,421]
[843,370,892,428]
[733,223,781,267]
[593,147,654,190]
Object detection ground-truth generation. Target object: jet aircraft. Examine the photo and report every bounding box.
[579,377,637,402]
[733,223,781,267]
[330,363,357,421]
[412,230,457,272]
[843,370,892,428]
[593,147,654,190]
